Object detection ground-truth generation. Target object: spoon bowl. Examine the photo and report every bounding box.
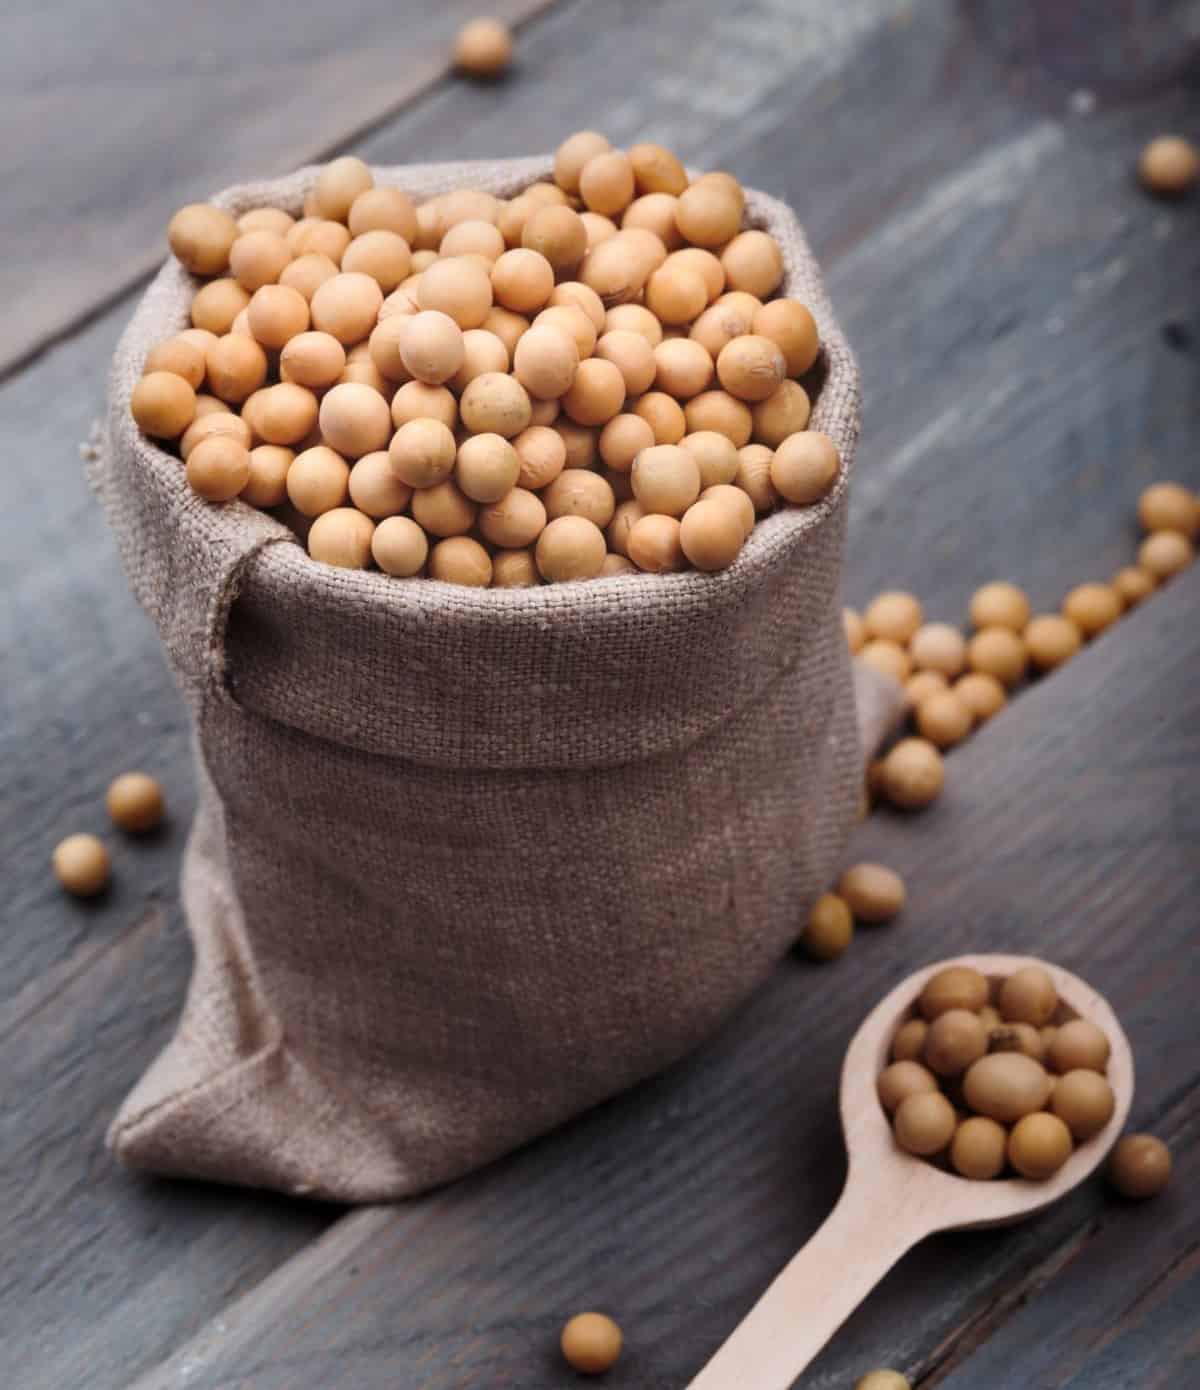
[843,953,1134,1230]
[688,954,1134,1389]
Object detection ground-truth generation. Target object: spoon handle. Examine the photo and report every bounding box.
[685,1173,929,1390]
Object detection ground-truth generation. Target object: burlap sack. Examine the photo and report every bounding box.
[94,157,902,1203]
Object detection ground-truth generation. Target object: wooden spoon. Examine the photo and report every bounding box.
[687,954,1134,1390]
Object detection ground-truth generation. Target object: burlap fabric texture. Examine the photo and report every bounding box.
[93,157,903,1202]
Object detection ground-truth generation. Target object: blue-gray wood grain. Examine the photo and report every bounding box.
[0,0,557,377]
[2,0,1197,1385]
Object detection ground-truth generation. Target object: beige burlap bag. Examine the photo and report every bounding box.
[95,157,901,1203]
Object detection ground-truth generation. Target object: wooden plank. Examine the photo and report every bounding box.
[813,0,1200,617]
[125,562,1200,1389]
[2,308,183,1008]
[0,906,335,1390]
[833,85,1200,621]
[931,1091,1199,1389]
[0,0,557,378]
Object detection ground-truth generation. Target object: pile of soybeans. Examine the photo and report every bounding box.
[130,133,838,586]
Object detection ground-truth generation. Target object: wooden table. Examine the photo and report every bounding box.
[3,2,1197,1386]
